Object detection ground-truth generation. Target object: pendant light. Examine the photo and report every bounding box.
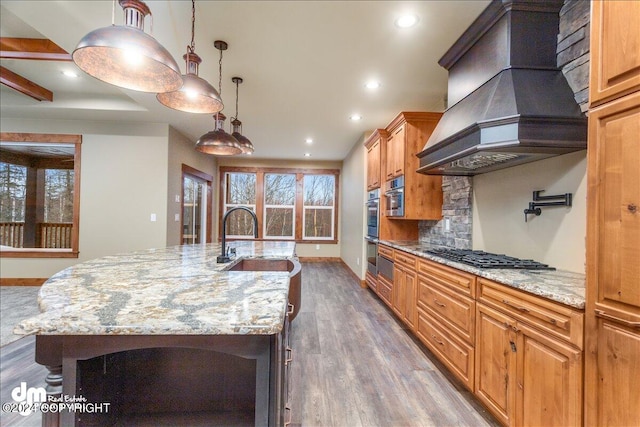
[73,0,182,93]
[230,77,255,154]
[156,0,223,113]
[195,41,241,155]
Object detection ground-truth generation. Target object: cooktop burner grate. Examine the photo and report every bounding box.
[425,249,555,270]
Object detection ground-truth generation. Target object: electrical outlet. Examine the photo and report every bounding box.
[315,244,320,250]
[150,213,157,222]
[175,194,180,203]
[174,213,180,222]
[357,257,360,266]
[445,218,451,232]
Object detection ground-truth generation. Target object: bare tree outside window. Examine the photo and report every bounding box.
[303,175,335,239]
[264,173,295,239]
[224,172,257,237]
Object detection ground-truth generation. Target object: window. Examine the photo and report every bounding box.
[220,167,339,243]
[0,132,81,258]
[264,173,296,239]
[223,172,256,238]
[303,174,335,240]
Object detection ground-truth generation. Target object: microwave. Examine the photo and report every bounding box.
[385,176,404,217]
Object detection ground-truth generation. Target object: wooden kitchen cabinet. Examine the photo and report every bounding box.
[385,124,405,180]
[585,90,640,426]
[415,258,476,391]
[382,112,443,220]
[392,249,417,330]
[589,0,640,107]
[365,129,386,190]
[476,279,584,427]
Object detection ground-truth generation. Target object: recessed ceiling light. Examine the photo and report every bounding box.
[365,81,380,89]
[395,14,419,28]
[305,138,313,144]
[350,114,362,121]
[304,153,311,157]
[62,70,78,78]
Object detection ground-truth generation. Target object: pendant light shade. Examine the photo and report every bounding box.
[156,1,223,113]
[230,77,254,154]
[195,40,241,155]
[196,113,241,155]
[73,0,182,93]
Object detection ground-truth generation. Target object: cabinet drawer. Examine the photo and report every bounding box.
[417,258,476,298]
[365,271,377,292]
[417,276,475,344]
[394,250,416,268]
[378,244,394,260]
[478,278,584,349]
[377,276,392,307]
[416,308,474,391]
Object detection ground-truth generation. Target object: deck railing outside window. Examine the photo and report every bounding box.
[0,222,73,249]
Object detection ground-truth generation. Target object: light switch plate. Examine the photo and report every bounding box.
[174,214,180,222]
[150,213,157,222]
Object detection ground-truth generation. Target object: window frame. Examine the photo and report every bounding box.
[222,171,257,239]
[0,132,82,258]
[219,166,339,244]
[302,174,336,241]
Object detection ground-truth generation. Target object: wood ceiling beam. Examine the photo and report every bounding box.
[0,66,53,102]
[0,37,71,61]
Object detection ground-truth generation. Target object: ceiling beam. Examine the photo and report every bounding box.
[0,66,53,102]
[0,37,71,61]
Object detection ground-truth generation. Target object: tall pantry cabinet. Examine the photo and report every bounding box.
[585,1,640,426]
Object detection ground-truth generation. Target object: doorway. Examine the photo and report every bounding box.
[181,165,213,245]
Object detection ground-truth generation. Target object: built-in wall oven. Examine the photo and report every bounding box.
[385,175,404,217]
[365,189,380,276]
[366,189,380,238]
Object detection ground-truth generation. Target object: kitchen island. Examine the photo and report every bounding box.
[15,241,300,427]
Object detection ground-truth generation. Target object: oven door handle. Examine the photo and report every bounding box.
[385,188,404,196]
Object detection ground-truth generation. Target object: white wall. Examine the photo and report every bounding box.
[166,127,217,246]
[340,133,367,279]
[473,151,587,273]
[0,118,170,278]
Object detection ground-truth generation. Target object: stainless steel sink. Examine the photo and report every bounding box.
[225,258,302,321]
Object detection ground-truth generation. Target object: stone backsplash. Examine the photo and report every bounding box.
[418,0,590,247]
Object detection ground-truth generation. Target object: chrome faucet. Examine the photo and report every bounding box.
[217,206,258,263]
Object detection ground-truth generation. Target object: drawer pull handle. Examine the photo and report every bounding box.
[434,299,446,308]
[595,309,640,328]
[285,346,293,365]
[431,335,445,346]
[284,405,292,427]
[287,303,295,316]
[502,299,530,313]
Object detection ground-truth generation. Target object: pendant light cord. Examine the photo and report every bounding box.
[234,79,239,121]
[190,0,195,51]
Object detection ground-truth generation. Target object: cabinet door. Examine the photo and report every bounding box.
[366,138,381,190]
[589,0,640,106]
[404,268,416,330]
[592,320,640,426]
[385,125,405,179]
[392,263,405,318]
[588,92,640,323]
[516,322,583,427]
[475,303,516,426]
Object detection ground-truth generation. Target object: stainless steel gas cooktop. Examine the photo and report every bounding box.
[425,249,555,270]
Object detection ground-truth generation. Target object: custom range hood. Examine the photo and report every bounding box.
[417,0,587,176]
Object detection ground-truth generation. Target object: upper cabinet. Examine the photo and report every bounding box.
[364,129,386,191]
[589,0,640,107]
[384,112,443,220]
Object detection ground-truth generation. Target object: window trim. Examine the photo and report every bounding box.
[0,132,81,258]
[219,166,339,244]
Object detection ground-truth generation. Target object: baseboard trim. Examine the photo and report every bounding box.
[298,257,341,262]
[0,278,47,286]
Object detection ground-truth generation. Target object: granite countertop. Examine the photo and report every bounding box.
[377,240,586,310]
[14,241,297,337]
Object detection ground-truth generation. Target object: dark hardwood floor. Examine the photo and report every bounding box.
[0,261,498,426]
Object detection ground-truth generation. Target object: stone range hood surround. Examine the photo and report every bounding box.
[417,0,587,176]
